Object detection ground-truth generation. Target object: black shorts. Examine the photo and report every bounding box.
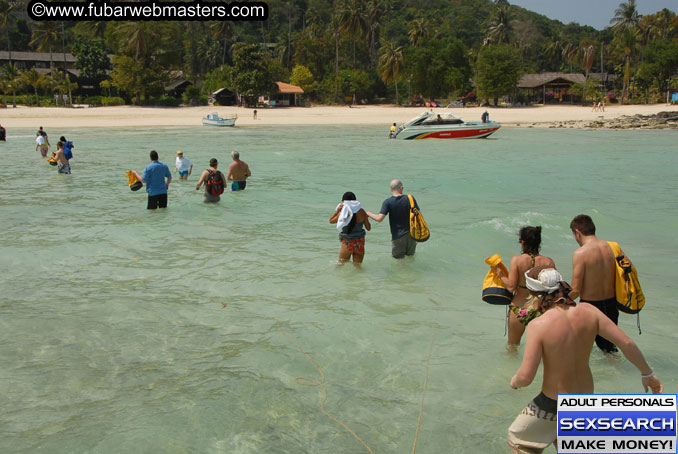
[147,193,168,209]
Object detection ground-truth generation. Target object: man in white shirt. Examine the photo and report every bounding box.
[174,150,193,181]
[35,131,49,157]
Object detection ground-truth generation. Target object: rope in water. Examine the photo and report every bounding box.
[412,329,436,454]
[223,303,373,453]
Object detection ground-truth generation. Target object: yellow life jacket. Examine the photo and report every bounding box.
[126,170,143,191]
[47,152,57,166]
[608,241,645,314]
[408,194,430,242]
[482,254,513,305]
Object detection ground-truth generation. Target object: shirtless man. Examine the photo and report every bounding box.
[54,141,71,174]
[569,214,625,353]
[226,150,251,191]
[508,266,663,454]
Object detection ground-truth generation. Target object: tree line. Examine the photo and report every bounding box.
[0,0,677,107]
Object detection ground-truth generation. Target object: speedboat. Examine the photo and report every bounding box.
[391,111,500,139]
[202,112,237,127]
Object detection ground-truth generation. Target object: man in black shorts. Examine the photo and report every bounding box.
[366,179,421,259]
[141,150,172,209]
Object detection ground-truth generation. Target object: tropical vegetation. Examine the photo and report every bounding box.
[0,0,676,106]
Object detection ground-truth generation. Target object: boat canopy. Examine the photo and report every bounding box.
[405,111,464,126]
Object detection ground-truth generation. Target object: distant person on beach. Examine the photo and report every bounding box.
[389,122,397,138]
[226,150,251,191]
[35,130,49,157]
[366,179,421,259]
[481,110,489,123]
[141,150,172,210]
[492,226,555,352]
[329,191,371,266]
[195,158,225,203]
[253,109,258,120]
[507,266,662,454]
[569,214,629,354]
[174,150,193,181]
[54,141,71,174]
[592,101,598,112]
[60,136,74,162]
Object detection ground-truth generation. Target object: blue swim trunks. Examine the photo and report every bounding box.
[178,170,189,177]
[231,181,247,191]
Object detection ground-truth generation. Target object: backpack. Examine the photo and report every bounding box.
[408,194,430,242]
[608,241,645,314]
[205,170,224,196]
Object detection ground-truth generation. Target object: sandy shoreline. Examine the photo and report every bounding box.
[1,103,677,129]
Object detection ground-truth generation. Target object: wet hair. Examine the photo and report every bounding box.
[59,136,66,142]
[342,191,356,201]
[519,226,542,255]
[150,150,158,161]
[210,158,218,167]
[570,214,595,236]
[57,141,64,149]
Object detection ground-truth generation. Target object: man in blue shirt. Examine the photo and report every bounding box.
[366,179,421,259]
[141,150,172,209]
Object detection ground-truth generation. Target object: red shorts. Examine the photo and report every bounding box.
[342,237,365,254]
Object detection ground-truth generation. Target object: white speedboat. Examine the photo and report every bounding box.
[202,112,237,127]
[392,111,500,139]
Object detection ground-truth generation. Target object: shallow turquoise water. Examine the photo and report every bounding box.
[1,125,676,453]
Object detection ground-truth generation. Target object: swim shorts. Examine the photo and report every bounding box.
[231,181,246,191]
[342,237,365,255]
[580,297,619,353]
[391,233,417,259]
[507,392,557,454]
[40,146,49,157]
[178,170,189,177]
[203,192,220,203]
[57,162,71,174]
[147,193,168,210]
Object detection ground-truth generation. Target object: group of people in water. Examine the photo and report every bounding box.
[128,149,252,209]
[492,215,663,453]
[34,126,74,175]
[329,179,421,264]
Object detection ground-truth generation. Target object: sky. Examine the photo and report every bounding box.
[508,0,677,30]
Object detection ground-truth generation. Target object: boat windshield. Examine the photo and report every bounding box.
[419,113,463,125]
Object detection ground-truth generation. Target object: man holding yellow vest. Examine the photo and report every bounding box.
[569,214,635,353]
[366,179,421,259]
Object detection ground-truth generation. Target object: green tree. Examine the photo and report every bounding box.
[30,22,60,70]
[2,62,19,107]
[20,68,47,106]
[377,40,403,104]
[336,0,367,67]
[0,0,14,62]
[610,0,640,34]
[486,4,514,46]
[475,44,521,105]
[231,43,277,104]
[637,39,678,99]
[290,64,314,93]
[71,37,111,81]
[408,18,429,48]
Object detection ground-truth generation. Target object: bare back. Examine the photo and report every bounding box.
[572,237,616,301]
[509,254,556,307]
[227,160,250,181]
[525,304,601,398]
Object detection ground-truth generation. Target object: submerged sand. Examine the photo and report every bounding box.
[1,103,677,129]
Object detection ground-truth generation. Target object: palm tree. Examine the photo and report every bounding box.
[20,68,46,106]
[377,40,403,105]
[0,0,15,63]
[408,18,429,48]
[610,0,640,34]
[580,44,596,79]
[30,21,60,70]
[336,0,367,67]
[115,22,154,104]
[486,4,514,45]
[211,20,232,66]
[0,74,8,108]
[365,0,383,63]
[543,30,566,69]
[2,62,19,107]
[618,27,638,103]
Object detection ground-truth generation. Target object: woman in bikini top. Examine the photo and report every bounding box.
[493,226,556,351]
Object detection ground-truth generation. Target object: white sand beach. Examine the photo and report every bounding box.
[1,103,676,129]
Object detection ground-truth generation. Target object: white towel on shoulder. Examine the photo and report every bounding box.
[336,200,362,231]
